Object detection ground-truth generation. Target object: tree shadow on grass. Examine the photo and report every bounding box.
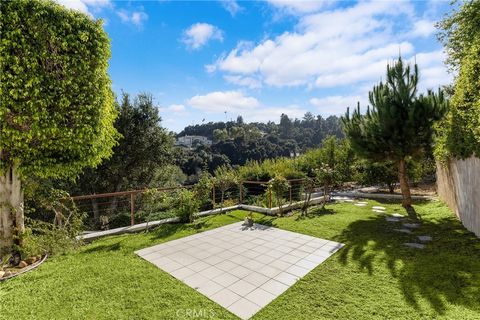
[295,206,336,221]
[83,241,122,253]
[252,215,276,227]
[334,212,480,315]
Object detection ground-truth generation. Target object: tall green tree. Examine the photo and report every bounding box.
[70,93,174,221]
[342,58,448,209]
[0,0,118,254]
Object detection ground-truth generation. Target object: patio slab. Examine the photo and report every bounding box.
[136,221,344,319]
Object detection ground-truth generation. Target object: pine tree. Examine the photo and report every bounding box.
[342,58,448,211]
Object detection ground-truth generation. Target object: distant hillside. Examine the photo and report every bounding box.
[175,113,345,182]
[178,113,344,151]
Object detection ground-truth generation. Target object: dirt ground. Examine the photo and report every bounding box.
[376,182,437,196]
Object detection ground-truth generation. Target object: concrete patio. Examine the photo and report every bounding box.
[135,221,344,319]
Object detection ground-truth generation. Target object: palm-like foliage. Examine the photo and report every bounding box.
[342,58,448,208]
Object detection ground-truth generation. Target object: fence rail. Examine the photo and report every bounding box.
[69,179,316,231]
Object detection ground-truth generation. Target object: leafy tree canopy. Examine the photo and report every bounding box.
[0,0,118,178]
[69,93,174,195]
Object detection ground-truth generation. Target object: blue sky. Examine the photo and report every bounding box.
[57,0,453,132]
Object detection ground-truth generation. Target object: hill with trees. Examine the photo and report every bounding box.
[176,113,344,182]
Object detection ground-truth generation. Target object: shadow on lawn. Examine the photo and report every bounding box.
[295,207,335,220]
[334,211,480,315]
[83,241,122,253]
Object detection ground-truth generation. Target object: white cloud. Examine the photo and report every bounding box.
[117,9,148,27]
[188,91,259,113]
[411,19,436,38]
[182,23,224,50]
[209,1,449,91]
[159,104,188,116]
[224,75,262,89]
[309,50,453,117]
[267,0,335,14]
[54,0,111,15]
[220,0,243,16]
[186,91,306,123]
[168,104,186,113]
[310,95,368,117]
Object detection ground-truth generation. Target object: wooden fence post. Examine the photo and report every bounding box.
[268,189,272,208]
[289,184,292,205]
[130,193,135,226]
[212,186,216,207]
[239,181,243,204]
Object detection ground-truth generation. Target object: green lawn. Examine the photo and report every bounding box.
[1,200,479,320]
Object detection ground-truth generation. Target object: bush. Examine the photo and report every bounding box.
[175,189,199,223]
[267,175,290,214]
[194,173,215,210]
[22,180,85,257]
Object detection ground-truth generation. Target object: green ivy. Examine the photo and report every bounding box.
[435,2,480,161]
[0,0,119,178]
[435,40,480,161]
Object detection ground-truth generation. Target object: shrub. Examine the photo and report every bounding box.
[175,189,199,223]
[213,165,238,209]
[194,173,215,210]
[21,181,85,257]
[267,176,290,215]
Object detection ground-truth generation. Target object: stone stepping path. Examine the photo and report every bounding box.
[386,217,401,222]
[337,196,435,250]
[403,223,420,229]
[354,203,367,207]
[403,243,425,249]
[417,236,432,242]
[394,228,413,234]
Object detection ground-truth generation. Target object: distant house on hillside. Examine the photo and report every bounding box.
[175,135,212,148]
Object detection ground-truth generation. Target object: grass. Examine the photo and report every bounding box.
[1,200,479,320]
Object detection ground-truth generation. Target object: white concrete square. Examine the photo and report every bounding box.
[136,221,343,319]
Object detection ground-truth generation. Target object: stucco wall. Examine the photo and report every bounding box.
[436,156,480,237]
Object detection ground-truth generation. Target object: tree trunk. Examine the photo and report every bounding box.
[322,183,328,208]
[0,165,24,256]
[398,158,412,208]
[388,184,395,194]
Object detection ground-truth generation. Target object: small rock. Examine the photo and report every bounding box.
[18,261,28,268]
[403,223,420,229]
[25,257,37,265]
[3,270,13,278]
[403,243,425,249]
[391,213,404,218]
[357,201,368,204]
[354,203,367,207]
[0,271,4,278]
[394,228,412,234]
[418,235,432,242]
[372,206,386,210]
[373,209,386,213]
[8,253,21,266]
[386,217,400,222]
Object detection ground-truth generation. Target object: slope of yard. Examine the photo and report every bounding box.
[1,200,479,320]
